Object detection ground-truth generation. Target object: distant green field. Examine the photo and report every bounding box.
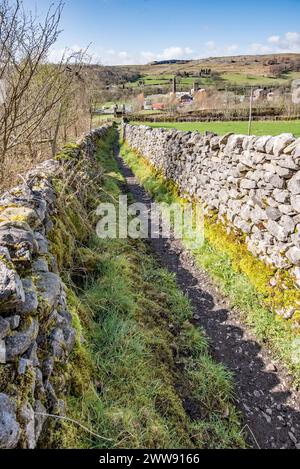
[132,120,300,137]
[129,74,220,89]
[220,71,300,86]
[127,70,300,90]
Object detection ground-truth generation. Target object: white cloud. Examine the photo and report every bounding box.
[205,41,216,51]
[162,46,194,59]
[48,48,64,62]
[141,46,194,62]
[225,44,239,53]
[48,44,90,63]
[47,32,300,67]
[140,51,157,62]
[268,35,280,44]
[48,45,137,65]
[285,32,300,46]
[250,31,300,54]
[249,43,272,54]
[48,45,195,65]
[203,41,240,56]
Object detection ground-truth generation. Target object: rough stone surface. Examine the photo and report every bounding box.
[36,272,62,309]
[0,207,40,228]
[0,125,110,448]
[272,134,295,156]
[19,402,35,449]
[0,394,20,449]
[288,172,300,195]
[20,278,39,315]
[32,258,49,273]
[6,315,20,330]
[0,222,39,256]
[5,319,39,361]
[34,401,47,443]
[0,317,10,340]
[286,247,300,265]
[0,260,25,312]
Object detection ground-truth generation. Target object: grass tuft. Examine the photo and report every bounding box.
[51,130,246,449]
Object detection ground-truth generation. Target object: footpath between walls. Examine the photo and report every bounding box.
[0,126,247,449]
[119,133,300,449]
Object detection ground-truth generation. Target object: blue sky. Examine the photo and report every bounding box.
[22,0,300,64]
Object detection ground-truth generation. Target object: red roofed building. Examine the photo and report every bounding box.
[152,102,165,110]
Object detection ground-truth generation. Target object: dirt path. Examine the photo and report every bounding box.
[116,150,300,450]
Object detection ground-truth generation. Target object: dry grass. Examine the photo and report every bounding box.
[0,122,90,193]
[124,53,300,77]
[0,142,52,192]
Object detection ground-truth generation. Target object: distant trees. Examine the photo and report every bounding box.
[0,0,90,186]
[193,88,224,110]
[264,56,300,77]
[198,68,211,77]
[267,63,288,78]
[132,93,144,112]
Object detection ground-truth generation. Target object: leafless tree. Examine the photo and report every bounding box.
[0,0,90,185]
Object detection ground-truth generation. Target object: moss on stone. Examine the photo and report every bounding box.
[55,143,81,162]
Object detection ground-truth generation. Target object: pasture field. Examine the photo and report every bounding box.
[131,120,300,137]
[219,71,300,86]
[126,70,300,90]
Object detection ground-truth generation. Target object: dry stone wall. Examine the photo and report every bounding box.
[124,123,300,287]
[0,126,109,449]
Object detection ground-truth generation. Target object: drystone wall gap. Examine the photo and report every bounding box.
[123,123,300,320]
[0,125,110,449]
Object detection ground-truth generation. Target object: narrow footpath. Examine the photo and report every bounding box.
[116,150,300,450]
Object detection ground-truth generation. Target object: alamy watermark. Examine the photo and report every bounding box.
[96,195,204,249]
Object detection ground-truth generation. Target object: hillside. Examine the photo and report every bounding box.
[86,53,300,105]
[135,53,300,76]
[84,54,300,81]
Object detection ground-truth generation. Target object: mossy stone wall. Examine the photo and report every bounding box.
[0,126,110,449]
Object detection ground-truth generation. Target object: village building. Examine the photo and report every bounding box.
[253,88,269,101]
[178,93,193,105]
[152,102,165,110]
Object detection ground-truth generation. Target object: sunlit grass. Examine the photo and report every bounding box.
[121,143,300,385]
[132,120,300,137]
[57,129,245,449]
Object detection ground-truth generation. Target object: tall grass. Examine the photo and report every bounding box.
[56,130,245,449]
[121,143,300,385]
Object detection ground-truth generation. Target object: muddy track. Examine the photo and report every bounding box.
[115,149,300,450]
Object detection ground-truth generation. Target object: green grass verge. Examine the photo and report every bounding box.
[51,128,245,449]
[120,143,300,386]
[131,120,300,137]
